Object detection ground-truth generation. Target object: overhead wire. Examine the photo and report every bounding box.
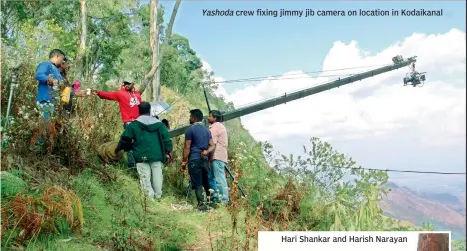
[313,165,467,175]
[157,63,463,177]
[228,71,366,109]
[162,63,390,113]
[161,65,464,177]
[215,63,391,84]
[218,72,355,84]
[206,64,391,109]
[231,77,341,110]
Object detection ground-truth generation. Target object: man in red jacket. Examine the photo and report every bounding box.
[92,78,142,167]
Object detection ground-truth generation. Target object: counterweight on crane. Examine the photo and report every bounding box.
[168,55,424,138]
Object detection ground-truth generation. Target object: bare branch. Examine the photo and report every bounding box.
[87,11,138,20]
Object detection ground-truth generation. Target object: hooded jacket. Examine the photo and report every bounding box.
[118,115,173,163]
[97,86,142,123]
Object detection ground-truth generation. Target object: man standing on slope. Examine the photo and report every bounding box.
[35,49,66,120]
[115,102,173,201]
[207,110,230,206]
[92,78,142,167]
[181,109,216,211]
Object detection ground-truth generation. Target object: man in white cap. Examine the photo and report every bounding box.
[92,78,142,167]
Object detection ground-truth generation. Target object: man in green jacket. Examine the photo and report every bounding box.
[115,102,173,201]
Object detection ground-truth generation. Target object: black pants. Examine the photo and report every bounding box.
[123,122,136,166]
[188,158,211,194]
[63,99,73,114]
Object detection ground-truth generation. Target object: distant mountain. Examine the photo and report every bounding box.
[393,180,466,195]
[416,192,465,214]
[458,191,466,205]
[382,182,466,239]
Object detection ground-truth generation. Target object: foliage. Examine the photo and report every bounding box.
[1,0,79,45]
[452,239,466,251]
[1,186,83,246]
[260,137,400,231]
[1,171,26,198]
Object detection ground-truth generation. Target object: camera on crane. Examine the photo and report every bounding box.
[392,55,427,87]
[403,62,427,87]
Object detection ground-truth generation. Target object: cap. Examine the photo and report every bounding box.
[123,77,136,85]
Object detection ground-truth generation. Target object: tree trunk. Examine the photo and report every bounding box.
[141,0,158,98]
[74,0,87,80]
[151,21,160,101]
[417,233,449,251]
[155,0,182,101]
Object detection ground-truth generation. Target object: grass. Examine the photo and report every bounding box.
[1,163,241,250]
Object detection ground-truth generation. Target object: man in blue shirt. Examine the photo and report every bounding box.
[181,109,216,211]
[35,49,65,120]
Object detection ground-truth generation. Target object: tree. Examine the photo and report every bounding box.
[140,0,182,100]
[73,0,87,80]
[159,34,204,94]
[83,2,136,85]
[262,137,392,231]
[141,0,159,99]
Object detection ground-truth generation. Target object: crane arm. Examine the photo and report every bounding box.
[168,55,417,138]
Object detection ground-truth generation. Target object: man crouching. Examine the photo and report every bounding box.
[115,102,173,201]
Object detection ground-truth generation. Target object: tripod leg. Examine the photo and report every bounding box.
[227,171,247,197]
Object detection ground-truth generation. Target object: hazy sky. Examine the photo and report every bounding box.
[160,1,466,192]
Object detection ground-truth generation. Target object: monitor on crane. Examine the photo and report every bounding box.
[392,55,404,65]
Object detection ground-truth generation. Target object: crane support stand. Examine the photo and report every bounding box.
[225,166,247,198]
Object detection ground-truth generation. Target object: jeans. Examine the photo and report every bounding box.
[188,158,211,202]
[123,122,136,167]
[36,101,55,145]
[208,160,229,204]
[136,161,163,199]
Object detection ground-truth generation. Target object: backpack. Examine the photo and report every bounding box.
[60,87,72,104]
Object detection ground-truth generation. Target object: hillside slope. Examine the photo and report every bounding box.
[0,75,286,250]
[382,182,466,240]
